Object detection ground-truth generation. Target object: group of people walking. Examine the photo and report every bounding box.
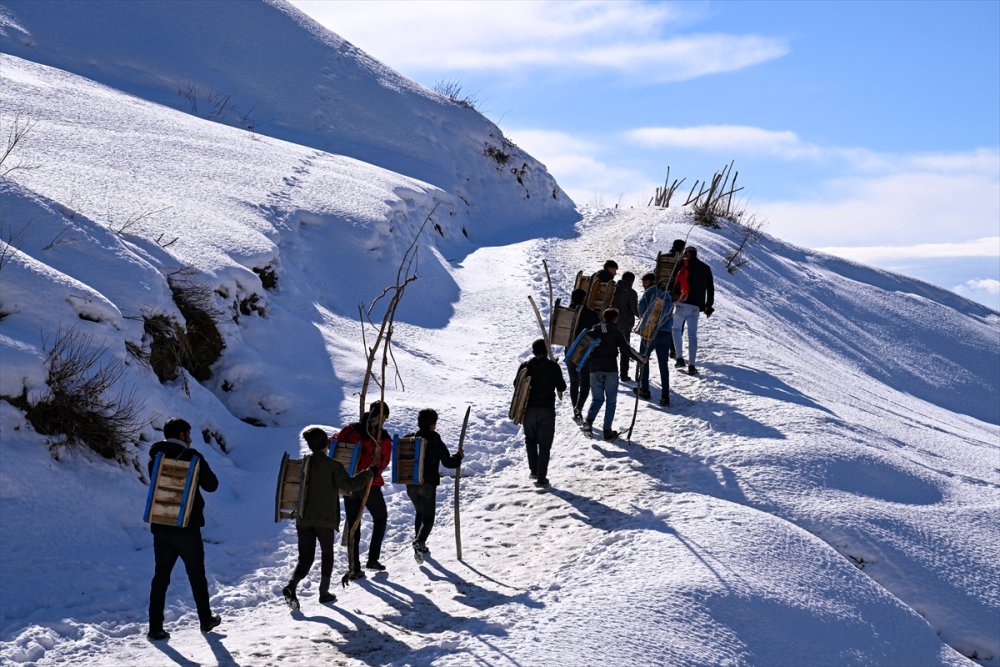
[145,405,463,640]
[143,239,714,641]
[516,239,715,487]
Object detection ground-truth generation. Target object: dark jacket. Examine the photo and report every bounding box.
[411,429,461,487]
[334,421,392,488]
[671,257,715,309]
[571,301,599,337]
[298,454,373,530]
[586,322,637,373]
[612,282,638,333]
[148,439,218,531]
[515,355,567,410]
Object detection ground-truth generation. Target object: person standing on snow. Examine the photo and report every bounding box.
[336,401,393,579]
[612,271,639,381]
[670,246,715,376]
[567,287,599,423]
[516,339,567,487]
[634,273,674,406]
[405,408,463,560]
[147,418,221,641]
[582,309,640,441]
[663,239,686,359]
[281,427,376,609]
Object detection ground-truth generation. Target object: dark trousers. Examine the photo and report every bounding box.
[523,406,556,480]
[619,327,632,378]
[406,483,438,544]
[567,364,590,414]
[290,526,335,588]
[639,336,671,395]
[149,527,212,630]
[344,486,387,568]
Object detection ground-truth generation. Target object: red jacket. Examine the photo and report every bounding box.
[334,423,392,487]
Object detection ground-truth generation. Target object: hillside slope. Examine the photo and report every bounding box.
[1,2,998,665]
[0,0,575,241]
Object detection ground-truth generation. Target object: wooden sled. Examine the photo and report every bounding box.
[655,252,680,289]
[549,297,580,348]
[637,295,668,341]
[144,453,201,527]
[392,435,425,485]
[329,439,363,495]
[509,365,532,425]
[274,452,310,522]
[564,329,600,372]
[574,271,616,312]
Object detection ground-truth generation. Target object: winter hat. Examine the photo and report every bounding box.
[302,427,329,453]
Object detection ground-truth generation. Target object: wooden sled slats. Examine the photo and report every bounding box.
[574,271,616,312]
[274,452,311,522]
[392,435,425,485]
[144,452,201,528]
[655,252,679,288]
[509,366,532,425]
[550,297,580,348]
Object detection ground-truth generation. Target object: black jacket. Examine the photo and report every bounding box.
[585,322,637,373]
[612,282,638,332]
[672,257,715,309]
[516,355,567,410]
[412,429,461,487]
[572,302,599,337]
[148,439,218,531]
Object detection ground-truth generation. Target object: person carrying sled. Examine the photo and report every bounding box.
[281,427,376,609]
[147,418,221,641]
[596,259,618,283]
[612,271,639,381]
[664,239,686,358]
[634,272,674,406]
[669,246,715,376]
[516,338,567,487]
[567,287,599,423]
[582,309,641,440]
[405,408,464,560]
[336,400,393,579]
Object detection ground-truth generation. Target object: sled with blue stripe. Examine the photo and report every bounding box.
[144,452,201,527]
[330,439,363,494]
[274,451,311,522]
[564,327,601,372]
[392,435,425,485]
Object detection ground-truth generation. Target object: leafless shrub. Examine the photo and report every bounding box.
[109,206,170,237]
[178,82,199,114]
[0,218,29,272]
[1,328,146,462]
[167,270,225,382]
[685,161,744,227]
[0,110,39,179]
[649,166,686,208]
[724,210,767,274]
[433,79,480,111]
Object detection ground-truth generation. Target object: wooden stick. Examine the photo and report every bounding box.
[454,406,471,560]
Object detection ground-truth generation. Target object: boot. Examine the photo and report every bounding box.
[282,580,300,611]
[319,577,336,604]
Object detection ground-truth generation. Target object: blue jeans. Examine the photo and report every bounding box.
[586,371,619,431]
[639,336,671,395]
[672,303,700,365]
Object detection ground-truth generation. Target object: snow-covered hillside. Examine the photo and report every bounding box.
[1,2,998,666]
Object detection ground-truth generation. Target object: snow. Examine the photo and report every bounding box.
[1,2,998,666]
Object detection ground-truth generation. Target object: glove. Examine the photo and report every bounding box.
[703,306,714,318]
[367,464,379,477]
[456,451,464,462]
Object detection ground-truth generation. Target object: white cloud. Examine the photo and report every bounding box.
[760,170,1000,247]
[289,1,788,81]
[953,278,1000,311]
[625,125,812,157]
[818,237,1000,263]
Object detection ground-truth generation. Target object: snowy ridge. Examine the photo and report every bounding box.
[1,2,998,665]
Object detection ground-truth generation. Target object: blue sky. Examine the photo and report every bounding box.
[290,0,1000,309]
